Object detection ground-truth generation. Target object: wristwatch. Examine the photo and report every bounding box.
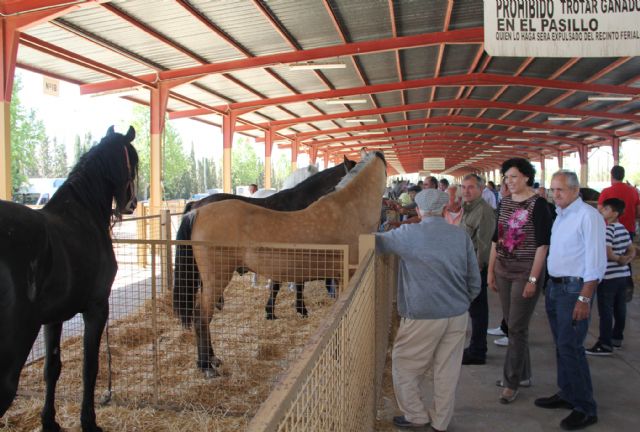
[577,295,591,304]
[528,276,537,284]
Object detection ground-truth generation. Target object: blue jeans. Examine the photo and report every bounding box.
[545,279,597,417]
[596,277,627,347]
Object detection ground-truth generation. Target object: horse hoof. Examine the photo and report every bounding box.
[212,356,223,368]
[297,309,309,317]
[41,421,62,432]
[204,368,220,379]
[266,313,277,320]
[80,424,103,432]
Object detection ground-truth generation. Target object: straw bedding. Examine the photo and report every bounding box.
[2,274,336,431]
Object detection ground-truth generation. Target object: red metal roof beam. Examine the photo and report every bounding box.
[79,27,483,94]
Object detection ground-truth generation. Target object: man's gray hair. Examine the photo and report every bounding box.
[463,173,485,188]
[551,170,580,188]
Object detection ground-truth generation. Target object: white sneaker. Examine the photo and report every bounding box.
[494,337,509,347]
[488,326,506,337]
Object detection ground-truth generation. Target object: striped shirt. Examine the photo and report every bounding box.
[604,222,632,279]
[494,195,552,262]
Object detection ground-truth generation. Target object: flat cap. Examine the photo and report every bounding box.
[414,189,449,214]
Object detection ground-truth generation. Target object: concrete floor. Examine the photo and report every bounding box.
[377,259,640,432]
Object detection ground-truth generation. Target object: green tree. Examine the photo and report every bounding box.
[51,137,68,177]
[71,132,95,166]
[36,136,53,177]
[271,152,291,190]
[231,137,264,190]
[206,158,221,189]
[10,75,48,191]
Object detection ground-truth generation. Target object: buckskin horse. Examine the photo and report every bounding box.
[173,151,387,377]
[174,157,356,317]
[0,126,138,432]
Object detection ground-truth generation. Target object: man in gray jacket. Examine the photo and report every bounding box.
[460,174,497,365]
[376,189,481,431]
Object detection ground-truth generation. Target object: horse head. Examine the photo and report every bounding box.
[108,125,139,218]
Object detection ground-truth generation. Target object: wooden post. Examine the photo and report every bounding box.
[136,204,147,268]
[160,209,172,295]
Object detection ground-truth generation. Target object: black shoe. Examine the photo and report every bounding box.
[534,393,574,410]
[461,349,486,365]
[585,342,612,356]
[560,410,598,430]
[392,415,427,429]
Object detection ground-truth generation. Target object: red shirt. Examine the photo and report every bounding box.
[598,182,640,233]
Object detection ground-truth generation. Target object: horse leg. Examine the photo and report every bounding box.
[40,322,63,432]
[195,274,225,377]
[325,278,338,299]
[295,283,308,317]
[80,303,108,432]
[0,318,40,418]
[265,282,281,320]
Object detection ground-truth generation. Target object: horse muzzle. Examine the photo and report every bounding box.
[122,196,137,215]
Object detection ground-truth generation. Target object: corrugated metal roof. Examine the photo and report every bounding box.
[5,0,638,176]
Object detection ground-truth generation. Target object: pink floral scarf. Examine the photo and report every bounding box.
[498,208,529,254]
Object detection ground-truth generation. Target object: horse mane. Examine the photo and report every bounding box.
[334,151,385,191]
[54,130,138,226]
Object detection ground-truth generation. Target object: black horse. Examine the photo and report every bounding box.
[0,126,138,432]
[182,156,356,214]
[174,157,356,323]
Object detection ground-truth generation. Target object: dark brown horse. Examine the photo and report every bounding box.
[182,156,356,213]
[0,126,138,432]
[174,151,387,376]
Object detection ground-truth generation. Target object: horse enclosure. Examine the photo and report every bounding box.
[7,209,395,431]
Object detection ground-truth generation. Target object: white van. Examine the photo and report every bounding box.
[13,178,66,206]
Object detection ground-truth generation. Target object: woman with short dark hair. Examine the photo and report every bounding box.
[487,158,553,404]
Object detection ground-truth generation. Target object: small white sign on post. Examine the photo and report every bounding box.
[484,0,640,57]
[42,76,59,96]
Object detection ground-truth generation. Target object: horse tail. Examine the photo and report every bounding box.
[183,201,193,214]
[173,211,199,328]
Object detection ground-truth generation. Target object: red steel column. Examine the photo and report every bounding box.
[309,144,318,166]
[291,136,299,172]
[222,111,237,193]
[149,84,170,212]
[264,128,274,189]
[557,150,564,170]
[578,145,588,187]
[0,19,18,200]
[612,136,620,166]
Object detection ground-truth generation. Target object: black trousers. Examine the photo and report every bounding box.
[467,266,488,359]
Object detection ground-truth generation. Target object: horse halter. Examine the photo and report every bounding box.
[122,146,137,214]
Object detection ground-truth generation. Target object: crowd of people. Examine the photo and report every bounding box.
[376,161,639,431]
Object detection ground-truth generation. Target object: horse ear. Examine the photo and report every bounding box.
[107,125,115,136]
[125,126,136,141]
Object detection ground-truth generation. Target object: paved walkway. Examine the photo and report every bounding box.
[377,259,640,432]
